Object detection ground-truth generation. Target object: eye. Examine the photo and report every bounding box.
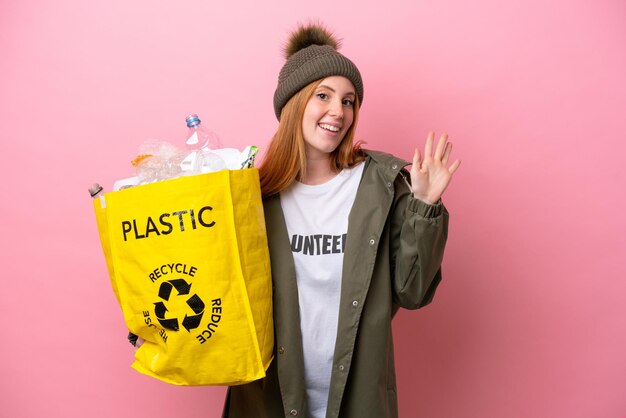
[342,98,354,107]
[316,92,328,100]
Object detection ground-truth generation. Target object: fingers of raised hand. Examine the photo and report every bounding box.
[434,133,448,160]
[424,131,435,161]
[442,141,452,165]
[449,159,461,174]
[412,147,422,171]
[418,131,461,174]
[431,132,461,173]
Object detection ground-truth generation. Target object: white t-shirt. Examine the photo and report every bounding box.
[280,162,365,418]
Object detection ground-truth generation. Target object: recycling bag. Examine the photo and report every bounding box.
[93,169,273,386]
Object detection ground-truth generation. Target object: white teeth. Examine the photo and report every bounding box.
[319,123,340,132]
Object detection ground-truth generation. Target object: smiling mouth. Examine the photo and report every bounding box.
[319,123,341,132]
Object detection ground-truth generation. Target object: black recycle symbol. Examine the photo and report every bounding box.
[153,279,205,332]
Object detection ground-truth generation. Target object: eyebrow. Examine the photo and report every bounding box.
[317,84,356,97]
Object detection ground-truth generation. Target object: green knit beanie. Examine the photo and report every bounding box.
[273,24,364,120]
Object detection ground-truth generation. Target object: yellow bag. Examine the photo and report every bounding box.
[93,169,273,386]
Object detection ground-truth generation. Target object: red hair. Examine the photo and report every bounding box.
[259,80,364,197]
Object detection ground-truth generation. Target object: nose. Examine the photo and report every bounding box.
[328,99,343,119]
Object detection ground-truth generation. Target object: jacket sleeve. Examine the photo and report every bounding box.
[389,170,449,310]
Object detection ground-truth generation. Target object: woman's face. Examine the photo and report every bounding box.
[301,76,356,160]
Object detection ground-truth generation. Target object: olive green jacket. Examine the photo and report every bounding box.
[223,150,449,418]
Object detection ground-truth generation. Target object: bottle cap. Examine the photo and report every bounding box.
[186,114,201,128]
[88,183,103,197]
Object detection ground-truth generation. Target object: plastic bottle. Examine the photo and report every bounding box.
[88,183,106,207]
[181,114,225,173]
[185,114,222,150]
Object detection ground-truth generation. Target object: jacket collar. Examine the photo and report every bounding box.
[361,149,410,183]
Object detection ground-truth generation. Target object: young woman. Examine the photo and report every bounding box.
[223,24,460,418]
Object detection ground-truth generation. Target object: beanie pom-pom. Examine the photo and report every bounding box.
[283,23,341,59]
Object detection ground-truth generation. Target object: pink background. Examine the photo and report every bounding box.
[1,0,624,417]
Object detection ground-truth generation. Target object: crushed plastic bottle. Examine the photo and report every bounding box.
[185,114,222,150]
[181,114,226,173]
[135,139,185,183]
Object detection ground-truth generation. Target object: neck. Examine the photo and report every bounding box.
[302,155,337,185]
